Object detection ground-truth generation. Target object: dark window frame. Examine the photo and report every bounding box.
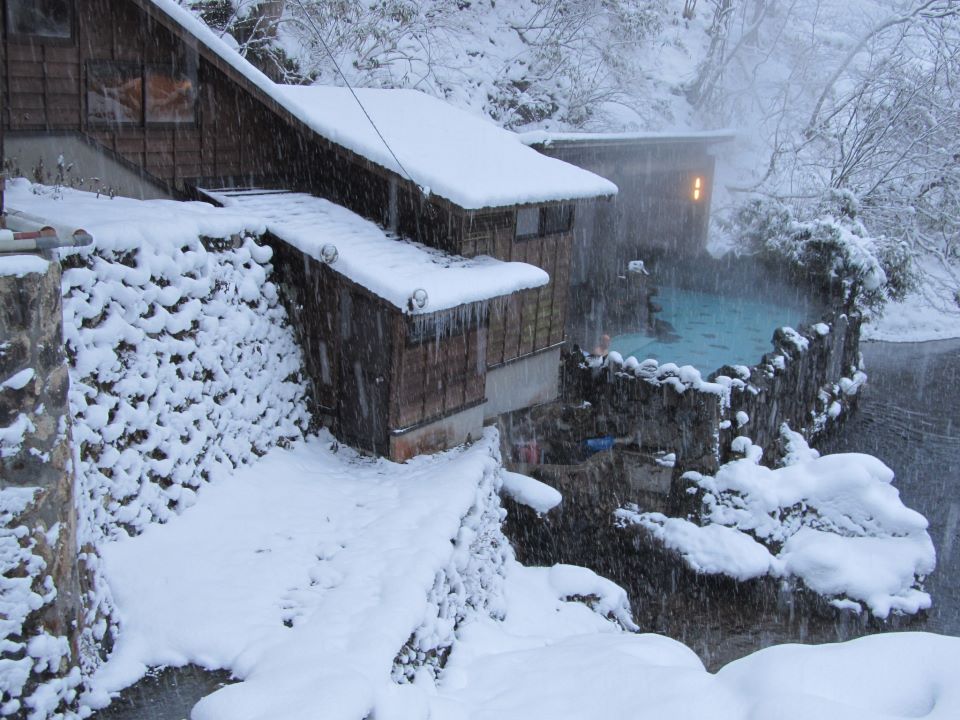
[515,206,541,240]
[144,58,199,127]
[4,0,76,44]
[85,61,145,128]
[515,203,575,241]
[542,203,574,235]
[84,56,200,130]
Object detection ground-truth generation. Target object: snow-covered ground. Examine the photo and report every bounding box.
[82,429,513,718]
[431,620,960,720]
[863,257,960,342]
[82,428,960,720]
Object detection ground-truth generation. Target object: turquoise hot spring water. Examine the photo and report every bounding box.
[610,284,815,374]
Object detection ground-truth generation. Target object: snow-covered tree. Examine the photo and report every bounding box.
[699,0,960,313]
[188,0,682,130]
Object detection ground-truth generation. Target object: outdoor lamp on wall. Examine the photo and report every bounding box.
[320,244,339,264]
[692,176,703,201]
[409,288,428,311]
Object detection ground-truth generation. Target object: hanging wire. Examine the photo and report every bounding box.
[290,0,424,194]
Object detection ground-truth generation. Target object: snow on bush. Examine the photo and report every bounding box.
[62,227,309,541]
[732,192,914,312]
[190,0,688,132]
[617,426,935,618]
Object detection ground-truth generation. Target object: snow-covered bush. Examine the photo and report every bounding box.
[731,192,914,312]
[699,1,959,316]
[63,232,310,541]
[617,427,935,618]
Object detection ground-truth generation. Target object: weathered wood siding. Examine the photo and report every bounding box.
[0,0,395,210]
[270,237,397,455]
[269,240,341,415]
[457,210,572,367]
[271,236,488,452]
[337,287,394,456]
[390,314,487,432]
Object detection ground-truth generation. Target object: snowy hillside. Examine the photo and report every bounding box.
[190,0,960,339]
[191,0,707,132]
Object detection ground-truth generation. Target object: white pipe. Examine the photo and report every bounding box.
[2,208,94,253]
[0,229,93,254]
[4,208,59,232]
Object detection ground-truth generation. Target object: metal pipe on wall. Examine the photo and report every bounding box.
[0,227,93,254]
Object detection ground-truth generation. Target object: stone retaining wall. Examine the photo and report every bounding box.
[1,254,84,717]
[560,310,864,477]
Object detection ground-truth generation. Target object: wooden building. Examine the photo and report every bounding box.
[523,131,733,348]
[208,189,555,460]
[1,0,617,460]
[524,131,733,273]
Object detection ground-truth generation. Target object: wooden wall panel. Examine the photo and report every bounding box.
[268,239,341,416]
[443,333,467,411]
[422,341,446,421]
[395,343,427,429]
[465,327,487,402]
[478,226,573,368]
[392,311,488,432]
[487,301,507,367]
[2,0,325,193]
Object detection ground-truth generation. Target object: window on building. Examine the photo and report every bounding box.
[542,204,574,235]
[87,63,143,125]
[516,207,540,238]
[145,65,198,124]
[515,204,574,239]
[692,176,704,201]
[87,58,199,126]
[6,0,73,39]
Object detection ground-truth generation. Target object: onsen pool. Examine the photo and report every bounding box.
[610,284,814,374]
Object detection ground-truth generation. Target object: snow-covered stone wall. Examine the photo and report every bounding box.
[62,228,311,709]
[561,310,863,477]
[2,222,313,718]
[618,427,935,618]
[63,234,310,541]
[1,255,83,719]
[392,457,511,684]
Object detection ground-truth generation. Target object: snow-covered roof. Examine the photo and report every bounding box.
[275,86,618,210]
[208,190,549,314]
[3,178,262,254]
[143,1,616,211]
[519,129,737,148]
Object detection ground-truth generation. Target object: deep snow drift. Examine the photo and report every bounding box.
[82,430,960,720]
[84,430,510,717]
[863,256,960,342]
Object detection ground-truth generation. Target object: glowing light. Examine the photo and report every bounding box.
[692,176,703,201]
